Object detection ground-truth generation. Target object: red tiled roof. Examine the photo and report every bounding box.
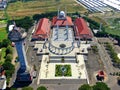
[33,18,50,39]
[74,18,92,39]
[98,71,105,77]
[52,16,73,26]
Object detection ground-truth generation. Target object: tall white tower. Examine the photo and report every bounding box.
[8,25,32,82]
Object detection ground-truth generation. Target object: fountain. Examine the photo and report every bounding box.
[61,65,66,76]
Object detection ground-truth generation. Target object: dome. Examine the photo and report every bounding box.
[59,11,65,17]
[9,25,15,32]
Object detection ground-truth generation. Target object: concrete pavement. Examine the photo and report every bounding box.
[96,38,120,90]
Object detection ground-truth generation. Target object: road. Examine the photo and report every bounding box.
[26,46,42,89]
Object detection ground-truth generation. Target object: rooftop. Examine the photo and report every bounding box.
[33,18,50,39]
[8,27,27,42]
[52,16,73,26]
[0,75,6,90]
[74,18,92,39]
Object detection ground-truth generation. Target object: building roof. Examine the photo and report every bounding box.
[0,0,7,9]
[0,66,5,76]
[0,75,6,90]
[98,70,105,77]
[74,18,92,39]
[52,16,73,26]
[8,27,27,42]
[33,18,50,39]
[0,66,6,89]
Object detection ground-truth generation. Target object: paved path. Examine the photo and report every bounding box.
[40,79,87,84]
[11,48,17,65]
[96,37,120,90]
[42,84,81,90]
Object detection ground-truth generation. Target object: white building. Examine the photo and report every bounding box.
[0,66,6,90]
[102,0,120,10]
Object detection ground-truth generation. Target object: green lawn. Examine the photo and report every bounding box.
[0,27,7,42]
[105,18,120,36]
[0,10,5,19]
[105,28,120,36]
[89,16,107,26]
[55,64,72,76]
[6,0,87,18]
[0,48,6,64]
[0,20,7,24]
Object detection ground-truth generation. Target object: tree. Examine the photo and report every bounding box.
[92,82,110,90]
[0,42,2,48]
[78,84,92,90]
[5,54,13,62]
[55,0,60,2]
[15,16,33,32]
[2,39,11,47]
[6,45,13,55]
[79,82,110,90]
[37,86,47,90]
[0,51,1,60]
[6,70,13,78]
[10,87,17,90]
[2,62,14,70]
[22,86,33,90]
[91,45,98,53]
[61,57,64,63]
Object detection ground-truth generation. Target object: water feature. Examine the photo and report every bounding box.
[61,65,66,76]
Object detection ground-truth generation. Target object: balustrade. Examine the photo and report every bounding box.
[48,42,74,55]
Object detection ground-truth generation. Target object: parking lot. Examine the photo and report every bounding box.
[85,48,104,85]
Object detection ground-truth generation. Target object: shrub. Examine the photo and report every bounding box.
[106,43,120,64]
[116,72,119,76]
[37,86,47,90]
[92,82,110,90]
[113,72,116,76]
[2,62,15,77]
[6,45,13,55]
[22,86,33,90]
[79,82,110,90]
[2,61,14,70]
[10,88,17,90]
[15,16,33,32]
[0,51,1,59]
[78,84,91,90]
[5,54,13,62]
[91,46,98,53]
[6,77,10,85]
[1,39,11,47]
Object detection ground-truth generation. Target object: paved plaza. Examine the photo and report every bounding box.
[38,55,88,79]
[34,39,91,85]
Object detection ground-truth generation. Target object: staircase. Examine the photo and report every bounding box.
[50,56,76,63]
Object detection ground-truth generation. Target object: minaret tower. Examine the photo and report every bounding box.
[8,24,32,81]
